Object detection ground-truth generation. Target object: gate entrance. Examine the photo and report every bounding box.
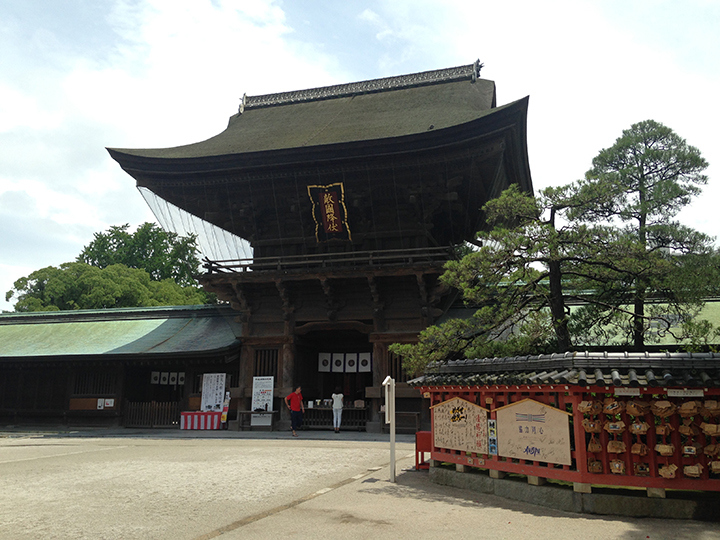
[295,329,372,403]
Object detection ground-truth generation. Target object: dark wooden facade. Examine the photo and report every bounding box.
[109,63,533,431]
[0,306,241,428]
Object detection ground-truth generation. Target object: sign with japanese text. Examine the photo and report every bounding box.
[251,376,274,426]
[431,397,489,455]
[495,399,571,466]
[307,183,351,242]
[201,373,226,412]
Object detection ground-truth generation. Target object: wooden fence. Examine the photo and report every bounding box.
[124,401,181,428]
[417,385,720,493]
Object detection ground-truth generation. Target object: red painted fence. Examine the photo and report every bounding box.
[417,384,720,492]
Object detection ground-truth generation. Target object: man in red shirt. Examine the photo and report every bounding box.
[284,386,305,437]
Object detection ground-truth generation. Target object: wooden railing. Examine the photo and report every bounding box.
[302,407,368,430]
[124,401,181,428]
[203,246,454,274]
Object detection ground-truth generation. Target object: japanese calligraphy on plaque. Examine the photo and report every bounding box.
[307,183,351,242]
[431,397,489,454]
[495,399,571,466]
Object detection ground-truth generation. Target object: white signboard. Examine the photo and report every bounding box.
[667,389,704,398]
[251,376,274,426]
[495,399,572,466]
[614,388,640,397]
[201,373,226,412]
[431,397,489,455]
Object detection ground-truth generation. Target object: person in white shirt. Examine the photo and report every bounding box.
[331,386,344,433]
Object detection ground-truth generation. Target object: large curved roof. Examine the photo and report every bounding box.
[108,63,503,161]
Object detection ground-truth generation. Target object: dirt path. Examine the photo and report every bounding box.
[0,436,412,540]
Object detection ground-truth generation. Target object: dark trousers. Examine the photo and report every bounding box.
[291,410,303,431]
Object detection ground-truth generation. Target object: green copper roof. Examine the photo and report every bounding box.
[0,305,241,358]
[109,64,501,160]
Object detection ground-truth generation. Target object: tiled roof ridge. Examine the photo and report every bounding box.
[424,351,720,374]
[411,351,720,388]
[240,61,483,112]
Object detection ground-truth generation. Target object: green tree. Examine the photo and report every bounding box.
[77,222,201,287]
[6,262,209,312]
[392,120,715,375]
[573,119,712,349]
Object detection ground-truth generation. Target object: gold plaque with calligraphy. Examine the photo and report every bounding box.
[307,183,351,242]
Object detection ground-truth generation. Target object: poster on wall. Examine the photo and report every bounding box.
[331,353,345,373]
[358,352,372,372]
[495,398,572,466]
[431,397,489,455]
[251,376,274,426]
[345,353,358,373]
[318,352,331,372]
[201,373,226,412]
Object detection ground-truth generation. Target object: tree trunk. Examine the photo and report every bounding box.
[548,258,572,352]
[632,279,646,351]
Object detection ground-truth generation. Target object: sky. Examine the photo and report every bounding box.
[1,0,719,312]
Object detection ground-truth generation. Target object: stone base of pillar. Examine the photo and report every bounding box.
[647,487,666,498]
[573,482,592,494]
[527,476,546,486]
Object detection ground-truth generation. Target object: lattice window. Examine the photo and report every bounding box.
[73,371,118,395]
[388,351,409,383]
[254,349,279,378]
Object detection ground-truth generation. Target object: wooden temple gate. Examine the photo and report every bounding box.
[108,63,533,432]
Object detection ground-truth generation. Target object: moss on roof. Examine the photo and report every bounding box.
[110,78,499,159]
[0,305,241,358]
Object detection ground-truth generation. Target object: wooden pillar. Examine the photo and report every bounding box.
[238,345,254,406]
[372,342,386,387]
[281,342,295,390]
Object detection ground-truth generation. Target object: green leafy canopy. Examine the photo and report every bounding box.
[393,120,716,376]
[6,223,214,311]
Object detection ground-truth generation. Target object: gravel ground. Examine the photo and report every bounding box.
[2,432,719,540]
[0,434,412,540]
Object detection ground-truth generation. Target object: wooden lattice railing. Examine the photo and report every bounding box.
[203,246,454,274]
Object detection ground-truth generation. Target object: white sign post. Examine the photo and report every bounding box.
[251,376,274,426]
[382,375,396,483]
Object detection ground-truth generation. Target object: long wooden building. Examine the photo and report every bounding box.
[0,305,241,427]
[106,62,532,431]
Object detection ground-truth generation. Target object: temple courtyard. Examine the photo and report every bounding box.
[0,430,718,539]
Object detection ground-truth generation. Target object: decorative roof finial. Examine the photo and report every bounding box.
[472,60,484,82]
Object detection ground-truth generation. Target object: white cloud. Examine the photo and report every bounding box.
[1,0,718,312]
[0,84,63,133]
